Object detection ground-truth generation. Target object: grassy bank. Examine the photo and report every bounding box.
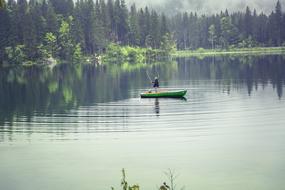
[173,47,285,57]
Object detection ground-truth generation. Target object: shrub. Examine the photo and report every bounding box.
[4,45,27,65]
[197,47,205,53]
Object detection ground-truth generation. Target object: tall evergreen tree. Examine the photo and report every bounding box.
[80,0,97,54]
[6,0,18,47]
[150,10,160,48]
[94,0,107,51]
[208,24,217,49]
[274,0,282,45]
[0,1,9,61]
[129,4,140,46]
[107,0,116,40]
[117,0,129,44]
[188,12,199,49]
[100,0,110,37]
[72,0,85,47]
[244,6,252,38]
[138,8,146,46]
[220,16,238,48]
[16,0,29,44]
[182,12,190,49]
[42,0,58,34]
[160,13,169,37]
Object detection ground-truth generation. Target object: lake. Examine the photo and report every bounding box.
[1,55,285,190]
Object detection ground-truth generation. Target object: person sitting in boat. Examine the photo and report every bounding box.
[152,76,159,92]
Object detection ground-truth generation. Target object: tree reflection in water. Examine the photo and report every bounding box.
[0,55,284,126]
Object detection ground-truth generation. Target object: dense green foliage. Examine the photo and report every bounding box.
[103,43,168,63]
[0,0,285,65]
[103,43,146,63]
[0,0,174,65]
[172,1,285,49]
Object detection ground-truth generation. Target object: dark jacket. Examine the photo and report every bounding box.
[153,78,159,88]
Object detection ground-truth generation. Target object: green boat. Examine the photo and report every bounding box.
[140,89,187,98]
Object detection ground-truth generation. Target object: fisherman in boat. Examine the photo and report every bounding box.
[152,76,159,92]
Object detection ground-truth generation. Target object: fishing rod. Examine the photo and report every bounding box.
[146,70,152,83]
[155,69,159,78]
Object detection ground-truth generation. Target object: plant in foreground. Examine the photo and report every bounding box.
[111,169,140,190]
[162,169,185,190]
[112,169,185,190]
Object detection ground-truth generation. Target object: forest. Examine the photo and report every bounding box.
[0,0,285,65]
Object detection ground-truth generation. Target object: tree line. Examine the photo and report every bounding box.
[171,1,285,49]
[0,0,284,64]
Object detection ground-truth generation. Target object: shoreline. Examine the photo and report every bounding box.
[1,46,285,68]
[172,47,285,57]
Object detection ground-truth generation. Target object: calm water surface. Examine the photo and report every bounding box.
[1,55,285,190]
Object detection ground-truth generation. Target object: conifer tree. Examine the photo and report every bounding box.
[274,0,282,45]
[129,4,140,46]
[244,6,252,38]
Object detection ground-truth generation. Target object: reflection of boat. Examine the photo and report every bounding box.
[141,89,187,98]
[154,98,160,116]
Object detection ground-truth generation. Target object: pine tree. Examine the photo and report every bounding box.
[198,16,210,48]
[150,10,160,48]
[100,0,110,37]
[274,0,282,45]
[160,33,176,55]
[220,16,238,48]
[129,4,140,46]
[94,0,107,51]
[107,0,116,40]
[244,6,252,38]
[16,0,28,44]
[188,12,199,49]
[87,0,98,53]
[170,13,182,49]
[142,7,151,46]
[0,2,9,62]
[24,7,38,59]
[208,24,217,49]
[268,11,275,46]
[113,0,121,41]
[72,0,85,48]
[42,0,58,34]
[255,13,268,44]
[182,12,189,49]
[160,13,169,37]
[6,0,18,47]
[252,9,259,42]
[117,0,129,44]
[138,8,145,46]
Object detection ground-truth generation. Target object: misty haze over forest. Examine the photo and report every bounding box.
[127,0,285,14]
